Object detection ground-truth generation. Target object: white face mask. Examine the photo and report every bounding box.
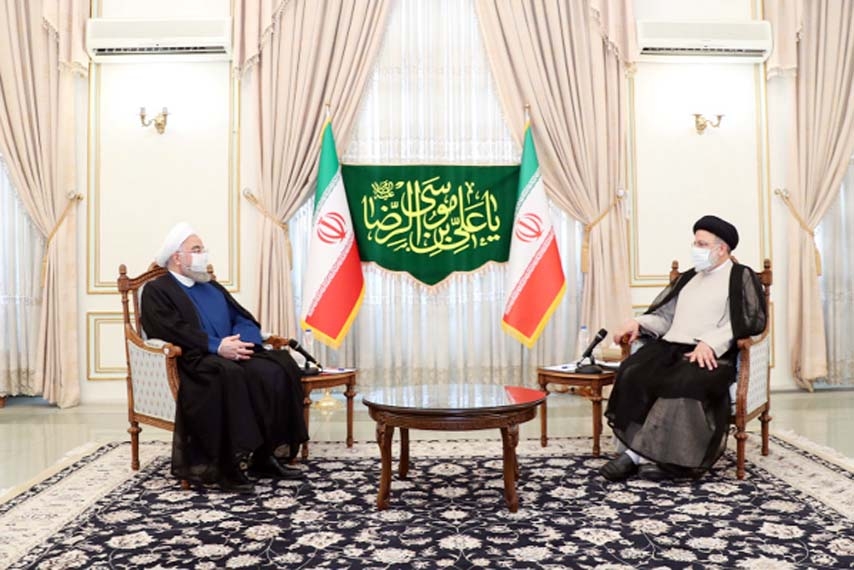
[185,251,209,273]
[691,246,713,272]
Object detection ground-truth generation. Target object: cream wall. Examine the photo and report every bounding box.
[77,0,798,403]
[631,0,795,391]
[78,0,264,403]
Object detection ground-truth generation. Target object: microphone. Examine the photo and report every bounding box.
[580,328,608,360]
[288,338,321,372]
[575,328,608,374]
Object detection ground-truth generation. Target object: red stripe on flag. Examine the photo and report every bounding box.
[304,243,363,338]
[502,238,564,337]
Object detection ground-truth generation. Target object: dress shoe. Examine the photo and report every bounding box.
[217,475,255,494]
[250,454,304,480]
[638,463,670,481]
[232,467,253,485]
[599,453,638,482]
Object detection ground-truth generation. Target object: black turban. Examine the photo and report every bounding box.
[693,215,739,251]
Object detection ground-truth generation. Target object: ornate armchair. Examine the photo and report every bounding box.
[116,264,289,482]
[619,258,772,479]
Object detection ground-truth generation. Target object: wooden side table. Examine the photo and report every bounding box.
[300,369,358,459]
[537,367,616,456]
[362,384,546,513]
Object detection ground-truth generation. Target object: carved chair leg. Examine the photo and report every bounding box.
[0,395,6,408]
[128,422,142,470]
[734,426,747,480]
[760,408,772,456]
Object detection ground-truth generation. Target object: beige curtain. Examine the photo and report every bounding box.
[767,0,854,388]
[234,0,391,334]
[475,0,634,334]
[0,0,87,407]
[817,159,854,387]
[764,0,802,79]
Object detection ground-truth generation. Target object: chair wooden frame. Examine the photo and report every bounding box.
[620,258,773,479]
[117,263,291,482]
[118,263,180,474]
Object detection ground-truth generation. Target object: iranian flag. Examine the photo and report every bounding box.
[300,121,365,349]
[502,124,566,348]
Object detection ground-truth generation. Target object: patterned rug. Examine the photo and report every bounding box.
[1,434,853,569]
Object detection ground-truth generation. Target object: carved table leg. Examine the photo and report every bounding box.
[539,376,549,447]
[301,386,312,460]
[399,428,410,479]
[500,425,520,512]
[345,380,355,447]
[591,384,604,457]
[376,422,394,510]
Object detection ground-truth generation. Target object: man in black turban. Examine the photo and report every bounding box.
[600,215,766,482]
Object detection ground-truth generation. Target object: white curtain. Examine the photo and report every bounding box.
[0,156,44,395]
[287,0,582,389]
[817,157,854,387]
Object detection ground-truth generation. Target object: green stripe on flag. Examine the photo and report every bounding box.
[316,122,339,208]
[518,126,538,193]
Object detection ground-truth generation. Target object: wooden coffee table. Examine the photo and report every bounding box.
[537,367,616,456]
[362,384,546,513]
[300,369,357,459]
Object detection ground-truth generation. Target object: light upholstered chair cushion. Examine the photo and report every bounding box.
[128,340,177,422]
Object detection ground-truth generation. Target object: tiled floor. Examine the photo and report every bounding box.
[1,389,852,496]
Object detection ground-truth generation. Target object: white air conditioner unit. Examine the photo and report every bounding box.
[86,18,232,63]
[636,20,772,63]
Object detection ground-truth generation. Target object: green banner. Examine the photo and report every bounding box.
[341,164,520,285]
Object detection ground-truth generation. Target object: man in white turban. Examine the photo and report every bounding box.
[141,222,308,493]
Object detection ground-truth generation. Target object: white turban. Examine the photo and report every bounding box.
[155,222,196,267]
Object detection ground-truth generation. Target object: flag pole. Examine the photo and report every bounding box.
[314,99,344,412]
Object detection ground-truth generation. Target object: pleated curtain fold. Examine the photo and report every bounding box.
[233,0,391,335]
[766,0,854,388]
[474,0,635,334]
[0,0,87,407]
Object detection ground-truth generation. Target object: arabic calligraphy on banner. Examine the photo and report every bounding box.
[341,164,520,285]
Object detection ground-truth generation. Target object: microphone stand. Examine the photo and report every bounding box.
[575,353,604,375]
[308,361,343,411]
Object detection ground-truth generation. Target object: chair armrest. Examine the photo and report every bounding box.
[733,333,771,417]
[126,336,182,419]
[142,338,183,358]
[261,334,290,350]
[618,333,655,360]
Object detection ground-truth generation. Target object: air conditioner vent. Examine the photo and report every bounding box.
[91,45,228,56]
[637,20,772,63]
[640,47,768,57]
[86,18,232,62]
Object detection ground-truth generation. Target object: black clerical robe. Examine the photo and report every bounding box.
[605,262,766,477]
[140,273,308,484]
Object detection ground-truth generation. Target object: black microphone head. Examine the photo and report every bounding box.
[595,328,608,340]
[287,338,299,349]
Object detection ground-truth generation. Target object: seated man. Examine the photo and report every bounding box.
[141,222,309,493]
[601,215,767,482]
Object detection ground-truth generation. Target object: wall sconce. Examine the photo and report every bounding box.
[140,107,168,134]
[693,113,723,135]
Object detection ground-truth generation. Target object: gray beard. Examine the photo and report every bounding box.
[185,268,211,283]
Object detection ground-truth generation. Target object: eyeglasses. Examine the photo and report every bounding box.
[692,240,718,248]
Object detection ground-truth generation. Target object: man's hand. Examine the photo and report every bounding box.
[218,334,255,361]
[687,341,717,369]
[613,319,640,345]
